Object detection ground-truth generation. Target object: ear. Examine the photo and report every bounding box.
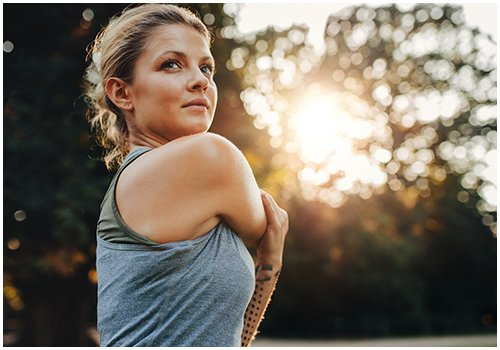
[105,77,134,111]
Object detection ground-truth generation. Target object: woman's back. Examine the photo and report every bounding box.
[96,147,255,346]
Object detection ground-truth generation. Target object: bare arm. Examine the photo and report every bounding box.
[241,262,281,347]
[115,133,267,245]
[205,133,267,246]
[241,190,288,347]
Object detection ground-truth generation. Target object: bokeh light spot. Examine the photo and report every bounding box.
[88,269,98,284]
[203,13,215,26]
[3,41,14,53]
[82,8,94,22]
[7,238,20,250]
[481,314,493,326]
[14,210,26,222]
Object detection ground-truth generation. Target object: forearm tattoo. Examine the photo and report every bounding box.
[241,263,281,347]
[255,263,274,282]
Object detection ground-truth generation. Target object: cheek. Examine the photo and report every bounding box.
[141,77,180,100]
[209,87,218,116]
[145,83,181,113]
[210,83,218,104]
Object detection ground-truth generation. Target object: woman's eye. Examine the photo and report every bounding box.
[162,60,180,69]
[201,65,214,75]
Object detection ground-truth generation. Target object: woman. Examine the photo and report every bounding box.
[85,4,288,347]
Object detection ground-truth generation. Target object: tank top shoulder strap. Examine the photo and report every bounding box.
[108,148,152,195]
[97,148,155,245]
[101,148,153,211]
[119,148,152,173]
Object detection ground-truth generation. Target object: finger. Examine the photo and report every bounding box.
[264,196,285,231]
[261,192,276,219]
[263,191,279,212]
[260,190,288,227]
[270,199,286,223]
[263,191,288,220]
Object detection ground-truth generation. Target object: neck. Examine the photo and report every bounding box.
[128,132,167,152]
[125,118,170,152]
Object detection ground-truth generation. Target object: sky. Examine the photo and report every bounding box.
[234,3,497,50]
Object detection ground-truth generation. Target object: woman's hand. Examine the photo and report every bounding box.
[256,190,289,268]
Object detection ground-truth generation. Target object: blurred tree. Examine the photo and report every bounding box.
[224,3,497,338]
[259,176,496,338]
[230,3,496,232]
[3,3,119,345]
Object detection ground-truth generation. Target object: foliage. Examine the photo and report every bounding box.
[260,178,496,338]
[230,3,497,230]
[224,3,497,338]
[3,3,496,345]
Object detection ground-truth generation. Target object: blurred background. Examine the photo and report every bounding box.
[3,3,497,346]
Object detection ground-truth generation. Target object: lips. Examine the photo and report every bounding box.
[182,99,209,109]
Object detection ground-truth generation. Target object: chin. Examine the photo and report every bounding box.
[189,120,213,135]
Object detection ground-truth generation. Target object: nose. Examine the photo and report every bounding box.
[188,68,209,92]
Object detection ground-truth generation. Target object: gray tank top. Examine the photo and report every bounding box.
[95,149,255,346]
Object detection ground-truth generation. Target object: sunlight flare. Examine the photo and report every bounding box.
[290,97,391,200]
[291,99,341,163]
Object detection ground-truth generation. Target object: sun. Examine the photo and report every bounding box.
[290,97,389,202]
[290,99,343,163]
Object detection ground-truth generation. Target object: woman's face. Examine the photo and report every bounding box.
[126,24,217,143]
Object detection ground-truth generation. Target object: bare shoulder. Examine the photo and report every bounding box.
[171,132,242,163]
[115,132,256,244]
[131,132,243,181]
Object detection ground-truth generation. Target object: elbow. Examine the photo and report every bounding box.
[246,225,266,247]
[242,211,267,247]
[223,211,266,247]
[242,233,263,248]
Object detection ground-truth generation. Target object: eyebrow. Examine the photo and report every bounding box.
[157,51,214,63]
[159,50,185,59]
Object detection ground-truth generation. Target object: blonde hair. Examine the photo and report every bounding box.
[84,4,211,170]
